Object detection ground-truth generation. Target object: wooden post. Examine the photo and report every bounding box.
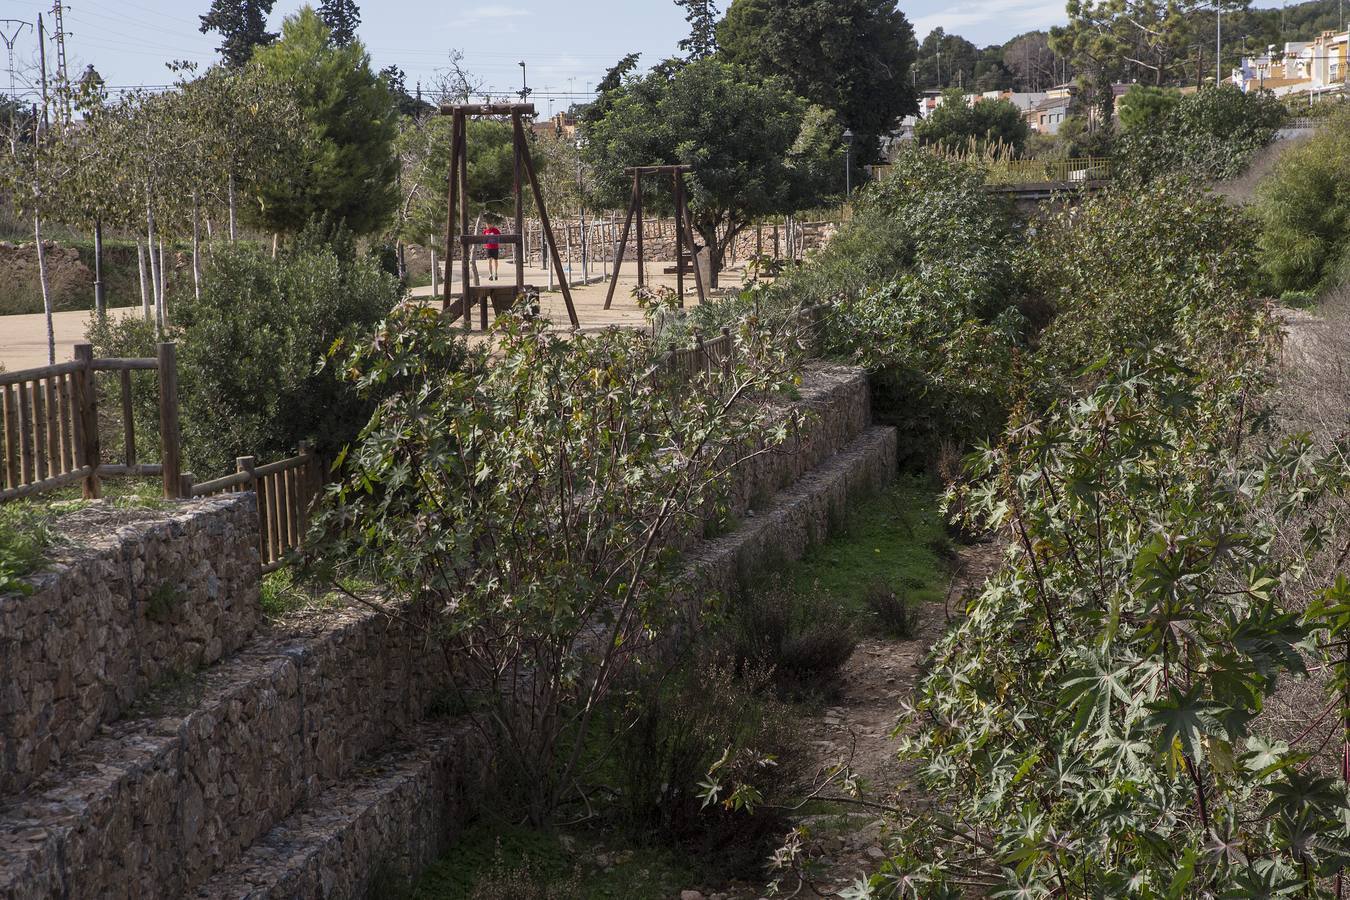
[635,176,645,287]
[603,185,639,310]
[514,115,579,329]
[458,112,473,330]
[298,440,317,534]
[442,110,462,315]
[681,181,708,305]
[673,173,684,307]
[119,368,136,468]
[721,326,732,378]
[512,111,527,295]
[157,342,182,500]
[237,455,264,561]
[73,343,101,499]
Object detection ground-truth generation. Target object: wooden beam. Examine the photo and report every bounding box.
[442,110,462,315]
[514,116,579,329]
[458,111,472,330]
[603,181,639,310]
[512,111,526,294]
[439,102,536,116]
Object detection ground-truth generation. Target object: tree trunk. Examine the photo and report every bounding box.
[192,195,202,303]
[137,239,150,321]
[431,247,439,297]
[147,201,163,335]
[396,240,407,281]
[93,219,106,319]
[272,233,279,259]
[228,172,238,243]
[35,214,55,365]
[157,240,167,331]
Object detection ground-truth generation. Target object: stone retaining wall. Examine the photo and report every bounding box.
[188,425,899,900]
[0,496,260,796]
[0,606,452,900]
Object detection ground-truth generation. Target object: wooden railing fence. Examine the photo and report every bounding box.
[656,303,828,382]
[1,342,180,502]
[183,443,323,573]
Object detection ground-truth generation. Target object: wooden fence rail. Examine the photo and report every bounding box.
[183,443,323,573]
[656,303,828,382]
[1,342,179,502]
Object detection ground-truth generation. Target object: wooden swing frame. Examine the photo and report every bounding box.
[602,165,708,311]
[440,102,579,330]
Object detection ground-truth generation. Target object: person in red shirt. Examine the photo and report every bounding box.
[483,220,502,282]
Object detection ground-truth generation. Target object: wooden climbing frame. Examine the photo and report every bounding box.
[603,165,708,311]
[440,102,579,330]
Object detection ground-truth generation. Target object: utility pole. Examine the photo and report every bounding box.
[37,14,48,129]
[0,19,30,108]
[1217,4,1223,85]
[50,2,70,124]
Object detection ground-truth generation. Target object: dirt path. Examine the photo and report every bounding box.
[695,541,1002,900]
[0,306,141,371]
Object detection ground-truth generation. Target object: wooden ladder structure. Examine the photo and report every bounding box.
[440,102,579,330]
[603,165,708,310]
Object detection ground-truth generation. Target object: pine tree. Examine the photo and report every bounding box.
[199,0,278,67]
[318,0,361,47]
[675,0,720,61]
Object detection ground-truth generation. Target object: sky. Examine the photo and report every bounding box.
[0,0,1071,107]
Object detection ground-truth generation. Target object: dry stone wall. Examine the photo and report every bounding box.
[0,605,453,900]
[0,496,260,796]
[0,363,887,900]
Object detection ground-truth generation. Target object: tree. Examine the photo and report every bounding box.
[915,89,1031,156]
[313,306,797,826]
[912,28,980,91]
[675,0,720,60]
[317,0,360,46]
[717,0,917,165]
[396,116,519,252]
[582,58,841,285]
[251,7,399,236]
[1003,31,1065,91]
[199,0,277,67]
[1116,83,1181,130]
[1255,106,1350,294]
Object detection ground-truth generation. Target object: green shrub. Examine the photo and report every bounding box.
[1116,84,1181,132]
[0,503,54,595]
[1115,83,1286,183]
[1255,106,1350,294]
[862,579,918,638]
[771,145,1026,462]
[915,88,1030,156]
[88,224,402,479]
[610,656,795,876]
[1024,178,1264,387]
[724,579,857,691]
[1279,288,1316,308]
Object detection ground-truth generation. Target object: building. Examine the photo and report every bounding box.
[1026,95,1071,134]
[1233,30,1349,96]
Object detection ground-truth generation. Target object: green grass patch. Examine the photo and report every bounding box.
[783,475,949,632]
[405,821,700,900]
[0,502,57,594]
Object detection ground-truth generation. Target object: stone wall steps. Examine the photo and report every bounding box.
[191,719,490,900]
[0,608,447,900]
[182,423,900,900]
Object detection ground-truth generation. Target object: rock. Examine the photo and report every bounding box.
[681,891,706,900]
[866,845,888,861]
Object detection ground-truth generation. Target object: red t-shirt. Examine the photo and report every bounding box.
[483,226,501,250]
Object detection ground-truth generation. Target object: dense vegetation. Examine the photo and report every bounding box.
[1256,106,1350,294]
[87,226,399,477]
